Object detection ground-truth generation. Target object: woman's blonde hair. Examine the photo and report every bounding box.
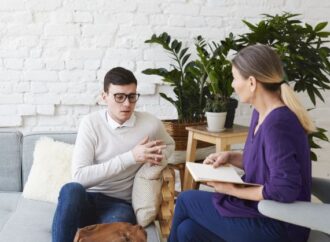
[232,44,316,133]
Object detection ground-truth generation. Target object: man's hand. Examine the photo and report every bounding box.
[203,151,231,168]
[132,136,167,165]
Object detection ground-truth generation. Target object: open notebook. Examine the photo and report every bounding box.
[186,162,261,186]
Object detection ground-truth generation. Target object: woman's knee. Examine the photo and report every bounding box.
[177,220,197,242]
[177,190,197,202]
[177,219,223,242]
[176,190,203,209]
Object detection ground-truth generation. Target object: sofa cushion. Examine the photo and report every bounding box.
[0,131,22,192]
[23,137,74,203]
[132,163,164,227]
[22,132,77,187]
[0,192,160,242]
[0,192,21,230]
[0,192,55,242]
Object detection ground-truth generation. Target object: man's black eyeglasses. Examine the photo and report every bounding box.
[110,93,140,103]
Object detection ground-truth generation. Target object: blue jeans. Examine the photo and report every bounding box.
[168,190,290,242]
[52,182,136,242]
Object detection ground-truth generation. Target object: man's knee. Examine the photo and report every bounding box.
[58,182,85,203]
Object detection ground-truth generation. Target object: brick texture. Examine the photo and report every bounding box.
[0,0,329,176]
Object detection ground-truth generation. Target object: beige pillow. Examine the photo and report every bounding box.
[23,137,74,203]
[132,163,165,227]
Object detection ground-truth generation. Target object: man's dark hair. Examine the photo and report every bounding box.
[104,67,138,92]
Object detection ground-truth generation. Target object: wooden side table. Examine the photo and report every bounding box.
[182,124,249,191]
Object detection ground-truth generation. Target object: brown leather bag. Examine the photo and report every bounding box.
[73,222,147,242]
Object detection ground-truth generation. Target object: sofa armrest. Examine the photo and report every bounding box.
[312,177,330,203]
[157,166,175,238]
[258,200,330,234]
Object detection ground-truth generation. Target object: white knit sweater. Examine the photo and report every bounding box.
[72,109,175,202]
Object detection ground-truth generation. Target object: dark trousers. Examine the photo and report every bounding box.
[168,190,290,242]
[52,182,136,242]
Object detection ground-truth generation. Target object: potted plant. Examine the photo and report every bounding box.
[204,96,228,132]
[195,35,238,131]
[142,33,216,189]
[233,12,330,160]
[142,32,209,150]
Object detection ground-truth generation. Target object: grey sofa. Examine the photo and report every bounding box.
[0,131,162,242]
[258,178,330,242]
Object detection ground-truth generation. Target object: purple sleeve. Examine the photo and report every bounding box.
[262,122,302,203]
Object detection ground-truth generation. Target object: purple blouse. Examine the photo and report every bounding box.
[213,107,311,242]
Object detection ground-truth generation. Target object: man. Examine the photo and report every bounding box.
[52,67,175,242]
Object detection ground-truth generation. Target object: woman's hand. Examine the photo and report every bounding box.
[203,151,231,168]
[207,181,264,201]
[207,181,236,194]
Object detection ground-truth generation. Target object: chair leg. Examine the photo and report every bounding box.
[168,162,204,192]
[178,164,185,192]
[168,163,186,192]
[157,166,175,239]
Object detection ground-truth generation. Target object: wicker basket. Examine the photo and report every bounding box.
[163,120,211,151]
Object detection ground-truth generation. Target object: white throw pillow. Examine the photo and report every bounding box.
[132,163,165,227]
[23,137,74,203]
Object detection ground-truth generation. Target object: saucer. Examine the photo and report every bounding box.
[206,127,226,132]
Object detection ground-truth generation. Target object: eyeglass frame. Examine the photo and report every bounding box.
[108,92,140,103]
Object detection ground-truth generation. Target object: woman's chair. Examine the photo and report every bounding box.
[258,177,330,242]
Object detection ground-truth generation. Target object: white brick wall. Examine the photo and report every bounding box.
[0,0,329,176]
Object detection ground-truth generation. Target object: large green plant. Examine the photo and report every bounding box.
[195,35,235,112]
[142,32,207,123]
[235,12,330,160]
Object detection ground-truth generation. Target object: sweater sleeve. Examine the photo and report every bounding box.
[71,117,136,188]
[262,122,303,203]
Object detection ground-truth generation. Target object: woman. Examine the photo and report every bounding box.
[168,44,315,242]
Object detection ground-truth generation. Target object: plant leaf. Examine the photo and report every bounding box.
[182,54,191,66]
[242,20,257,31]
[315,22,328,32]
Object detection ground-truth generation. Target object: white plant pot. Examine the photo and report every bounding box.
[206,112,227,132]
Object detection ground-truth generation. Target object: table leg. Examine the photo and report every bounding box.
[215,138,230,152]
[183,131,197,191]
